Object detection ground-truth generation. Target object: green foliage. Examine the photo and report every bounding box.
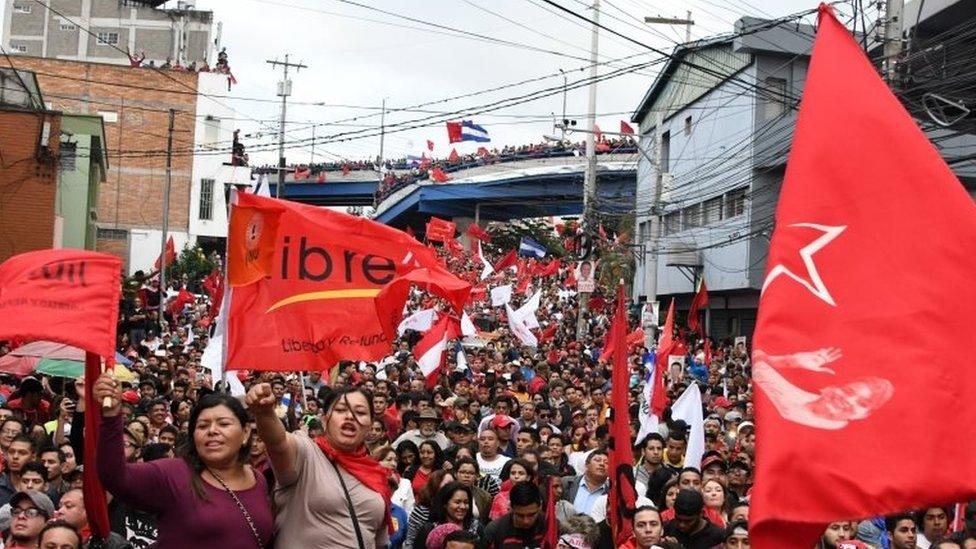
[484,218,566,257]
[165,244,218,290]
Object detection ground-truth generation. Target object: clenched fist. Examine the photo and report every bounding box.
[92,372,122,418]
[245,383,276,414]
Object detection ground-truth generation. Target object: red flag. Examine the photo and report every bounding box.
[492,249,517,272]
[227,200,283,286]
[226,193,458,372]
[537,258,561,278]
[167,287,194,317]
[316,172,327,183]
[374,269,471,341]
[448,148,460,163]
[426,139,434,151]
[620,120,635,135]
[750,5,976,546]
[446,121,463,143]
[342,164,351,176]
[515,276,530,295]
[420,154,432,169]
[430,167,451,183]
[626,327,645,349]
[413,315,459,389]
[539,324,557,343]
[476,146,489,157]
[594,123,603,141]
[0,249,121,538]
[652,300,675,416]
[465,223,491,243]
[687,280,708,335]
[425,217,457,243]
[564,268,576,288]
[607,284,636,546]
[154,236,175,270]
[294,166,311,180]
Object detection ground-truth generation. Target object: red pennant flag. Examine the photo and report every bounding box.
[446,121,463,143]
[620,120,635,135]
[448,148,460,163]
[294,167,311,180]
[492,249,517,272]
[430,167,451,183]
[226,193,458,372]
[426,139,434,151]
[750,5,976,546]
[425,217,457,243]
[687,280,709,335]
[0,249,121,538]
[154,236,175,270]
[607,284,636,546]
[652,300,675,416]
[476,146,489,157]
[465,223,491,243]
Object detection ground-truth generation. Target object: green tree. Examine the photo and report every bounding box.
[165,244,218,291]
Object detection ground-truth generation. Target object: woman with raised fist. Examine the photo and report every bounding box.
[246,382,392,549]
[93,372,273,548]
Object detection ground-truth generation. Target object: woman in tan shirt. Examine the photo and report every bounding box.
[247,384,392,548]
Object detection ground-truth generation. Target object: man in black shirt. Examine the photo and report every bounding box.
[663,489,726,549]
[483,482,546,549]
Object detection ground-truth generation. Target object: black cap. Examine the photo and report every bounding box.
[673,489,704,516]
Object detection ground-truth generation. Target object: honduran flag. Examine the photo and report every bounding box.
[446,120,490,143]
[518,236,547,259]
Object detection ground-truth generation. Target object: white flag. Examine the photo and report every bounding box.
[460,311,477,337]
[670,383,705,470]
[456,346,468,372]
[635,359,659,445]
[251,174,272,197]
[491,285,513,307]
[506,303,538,347]
[478,241,494,280]
[514,290,541,329]
[397,308,438,335]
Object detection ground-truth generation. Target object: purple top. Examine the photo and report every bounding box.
[97,415,274,548]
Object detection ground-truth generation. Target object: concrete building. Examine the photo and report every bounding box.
[630,17,816,339]
[56,113,108,249]
[0,68,63,261]
[3,0,215,67]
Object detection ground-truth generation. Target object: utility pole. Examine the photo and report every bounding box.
[266,54,307,198]
[309,125,316,164]
[882,0,905,82]
[577,0,600,341]
[378,98,387,174]
[559,68,567,140]
[159,109,176,331]
[643,111,665,309]
[645,12,695,43]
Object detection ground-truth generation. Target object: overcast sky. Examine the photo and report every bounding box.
[12,0,836,164]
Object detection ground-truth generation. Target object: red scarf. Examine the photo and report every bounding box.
[315,436,394,534]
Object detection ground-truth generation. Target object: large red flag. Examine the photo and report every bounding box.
[425,217,457,243]
[619,120,635,135]
[607,284,635,546]
[465,223,491,243]
[652,299,674,416]
[154,236,175,270]
[0,249,120,538]
[226,193,461,372]
[687,279,708,335]
[430,167,451,183]
[751,5,976,547]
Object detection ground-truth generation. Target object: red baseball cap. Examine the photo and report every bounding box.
[491,415,513,429]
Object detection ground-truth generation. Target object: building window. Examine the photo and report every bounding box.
[60,142,77,171]
[97,228,127,240]
[199,178,214,220]
[684,115,693,136]
[660,130,670,173]
[10,45,27,53]
[703,196,722,225]
[663,211,680,235]
[13,4,31,13]
[97,110,118,123]
[59,23,76,30]
[725,188,747,218]
[763,77,788,120]
[203,116,220,149]
[96,32,119,46]
[681,204,701,231]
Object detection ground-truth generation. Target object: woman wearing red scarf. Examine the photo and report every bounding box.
[247,383,393,548]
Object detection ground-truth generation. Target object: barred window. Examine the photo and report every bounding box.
[199,178,214,220]
[96,32,119,46]
[725,188,747,218]
[60,142,77,171]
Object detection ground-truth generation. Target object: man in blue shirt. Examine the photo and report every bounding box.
[561,449,609,520]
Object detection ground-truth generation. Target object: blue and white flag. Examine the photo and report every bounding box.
[406,155,423,167]
[518,236,547,259]
[461,120,490,142]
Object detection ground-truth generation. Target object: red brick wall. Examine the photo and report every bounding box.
[6,57,199,239]
[0,109,61,262]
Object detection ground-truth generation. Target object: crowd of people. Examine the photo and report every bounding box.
[0,223,973,549]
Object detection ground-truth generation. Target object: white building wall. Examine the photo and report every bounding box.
[128,228,190,276]
[188,71,246,239]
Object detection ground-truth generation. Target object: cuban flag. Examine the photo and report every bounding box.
[446,120,490,143]
[518,236,547,259]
